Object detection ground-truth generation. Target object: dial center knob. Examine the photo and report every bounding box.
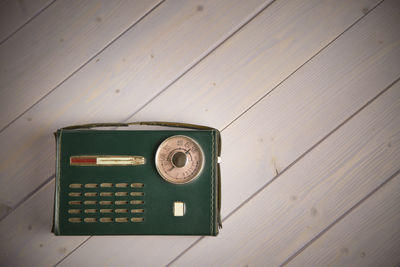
[172,151,187,168]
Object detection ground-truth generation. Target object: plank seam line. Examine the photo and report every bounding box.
[0,0,166,134]
[166,74,400,266]
[166,1,387,264]
[220,0,385,132]
[0,0,57,46]
[53,236,92,267]
[280,168,400,267]
[121,0,277,123]
[222,76,400,227]
[0,174,55,221]
[166,236,205,267]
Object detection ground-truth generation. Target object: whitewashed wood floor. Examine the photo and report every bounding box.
[0,0,399,266]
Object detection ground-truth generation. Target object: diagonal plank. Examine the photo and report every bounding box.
[170,76,400,266]
[130,0,381,129]
[0,0,162,130]
[0,0,271,217]
[0,179,89,267]
[286,171,400,267]
[0,0,53,44]
[58,0,399,266]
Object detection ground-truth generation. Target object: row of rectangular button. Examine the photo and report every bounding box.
[68,192,144,197]
[69,200,144,205]
[68,217,144,223]
[69,183,144,188]
[68,208,144,214]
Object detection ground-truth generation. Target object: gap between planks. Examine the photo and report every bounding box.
[220,0,384,132]
[121,0,278,124]
[167,75,400,266]
[0,0,55,45]
[282,168,400,266]
[285,170,400,266]
[0,0,165,134]
[54,236,92,267]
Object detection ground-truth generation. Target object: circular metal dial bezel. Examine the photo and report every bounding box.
[155,135,205,184]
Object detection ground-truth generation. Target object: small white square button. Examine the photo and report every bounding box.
[173,202,185,216]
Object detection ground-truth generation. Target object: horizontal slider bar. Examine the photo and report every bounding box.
[70,155,145,166]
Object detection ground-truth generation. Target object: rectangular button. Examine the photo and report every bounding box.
[173,202,185,216]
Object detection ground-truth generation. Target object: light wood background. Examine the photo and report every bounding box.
[0,0,399,266]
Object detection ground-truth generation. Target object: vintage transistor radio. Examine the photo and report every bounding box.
[53,122,221,236]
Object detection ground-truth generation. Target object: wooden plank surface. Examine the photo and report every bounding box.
[0,0,53,43]
[0,0,393,265]
[131,0,380,129]
[0,0,398,266]
[287,172,400,267]
[0,0,378,218]
[57,0,399,265]
[0,0,270,217]
[0,0,161,130]
[170,76,400,266]
[0,179,88,267]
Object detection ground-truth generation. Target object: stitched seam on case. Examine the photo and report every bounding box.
[55,130,63,233]
[211,131,214,234]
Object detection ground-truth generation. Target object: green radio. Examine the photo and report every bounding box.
[53,122,221,236]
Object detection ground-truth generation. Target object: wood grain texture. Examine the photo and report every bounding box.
[0,0,161,130]
[287,172,400,267]
[0,0,53,43]
[0,0,271,214]
[131,0,380,129]
[171,76,400,267]
[0,0,392,265]
[58,0,400,266]
[0,0,378,217]
[0,0,398,266]
[0,180,88,267]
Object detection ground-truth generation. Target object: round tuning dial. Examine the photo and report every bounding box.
[155,135,204,184]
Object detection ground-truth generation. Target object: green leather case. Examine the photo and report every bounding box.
[53,122,221,236]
